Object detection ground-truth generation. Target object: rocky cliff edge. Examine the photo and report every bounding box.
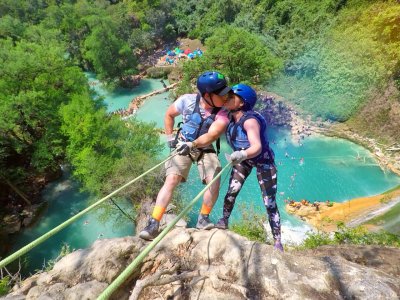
[3,227,400,300]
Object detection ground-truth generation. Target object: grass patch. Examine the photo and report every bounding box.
[366,202,400,235]
[297,223,400,249]
[42,243,71,272]
[230,204,267,243]
[0,276,10,296]
[382,184,400,195]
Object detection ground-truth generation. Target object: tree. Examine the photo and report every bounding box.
[0,15,25,41]
[59,93,163,197]
[83,21,138,85]
[0,34,87,176]
[178,25,281,94]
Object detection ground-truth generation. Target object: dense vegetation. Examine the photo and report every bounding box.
[1,0,399,213]
[298,223,400,249]
[173,0,400,141]
[0,0,164,213]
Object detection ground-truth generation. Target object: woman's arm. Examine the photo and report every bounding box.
[242,118,262,159]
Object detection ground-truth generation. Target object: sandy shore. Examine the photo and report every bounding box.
[286,186,400,232]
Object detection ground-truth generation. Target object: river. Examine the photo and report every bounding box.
[8,74,400,274]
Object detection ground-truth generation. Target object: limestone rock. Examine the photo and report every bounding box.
[121,75,141,88]
[2,214,21,234]
[4,229,400,300]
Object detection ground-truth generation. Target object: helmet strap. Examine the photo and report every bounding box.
[203,93,217,108]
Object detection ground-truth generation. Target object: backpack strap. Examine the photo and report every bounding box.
[230,113,248,143]
[172,94,202,143]
[193,93,201,114]
[210,106,221,155]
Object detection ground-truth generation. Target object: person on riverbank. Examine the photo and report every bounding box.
[139,71,231,240]
[215,84,283,252]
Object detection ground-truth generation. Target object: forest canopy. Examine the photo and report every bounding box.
[1,0,399,205]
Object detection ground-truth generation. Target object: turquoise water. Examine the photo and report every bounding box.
[9,168,133,274]
[135,92,173,128]
[86,72,169,112]
[129,88,400,229]
[129,88,400,231]
[107,78,399,230]
[179,129,400,229]
[9,76,400,273]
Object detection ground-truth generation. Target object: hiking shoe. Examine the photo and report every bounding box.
[139,218,159,241]
[196,214,214,230]
[274,241,284,252]
[215,217,229,230]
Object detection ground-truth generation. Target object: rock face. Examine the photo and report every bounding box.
[4,228,400,300]
[120,75,141,88]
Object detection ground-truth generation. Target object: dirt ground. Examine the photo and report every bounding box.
[178,38,205,51]
[286,186,400,232]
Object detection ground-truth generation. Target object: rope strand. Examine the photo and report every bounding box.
[0,153,178,269]
[97,162,232,300]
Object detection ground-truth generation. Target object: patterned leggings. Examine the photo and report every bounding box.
[222,160,281,242]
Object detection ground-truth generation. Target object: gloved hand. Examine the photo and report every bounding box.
[230,150,248,165]
[166,134,178,149]
[176,141,193,156]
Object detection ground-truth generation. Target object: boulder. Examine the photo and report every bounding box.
[121,75,141,88]
[2,214,21,234]
[5,229,400,300]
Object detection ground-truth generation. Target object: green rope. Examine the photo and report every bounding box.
[0,154,177,269]
[97,162,232,300]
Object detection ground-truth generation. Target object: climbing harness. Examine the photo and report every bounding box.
[174,93,221,157]
[0,153,178,269]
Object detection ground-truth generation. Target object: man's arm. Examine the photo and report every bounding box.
[193,118,228,148]
[164,103,181,135]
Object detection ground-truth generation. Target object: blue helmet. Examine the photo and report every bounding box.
[197,71,231,96]
[231,84,257,111]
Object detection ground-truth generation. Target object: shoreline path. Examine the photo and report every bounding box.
[112,82,178,119]
[286,186,400,232]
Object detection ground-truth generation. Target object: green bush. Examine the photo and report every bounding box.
[44,243,71,272]
[269,2,400,121]
[301,231,334,249]
[146,66,174,79]
[0,276,10,296]
[298,223,400,249]
[230,204,267,243]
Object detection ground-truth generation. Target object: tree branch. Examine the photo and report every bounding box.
[129,266,208,300]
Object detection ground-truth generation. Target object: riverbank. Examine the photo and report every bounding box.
[261,92,400,176]
[325,123,400,176]
[286,185,400,232]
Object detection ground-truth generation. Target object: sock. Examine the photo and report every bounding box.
[200,203,212,215]
[152,205,166,221]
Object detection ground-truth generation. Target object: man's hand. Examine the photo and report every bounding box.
[167,134,178,149]
[176,141,193,156]
[230,150,248,165]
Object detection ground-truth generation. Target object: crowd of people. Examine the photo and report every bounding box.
[158,47,204,66]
